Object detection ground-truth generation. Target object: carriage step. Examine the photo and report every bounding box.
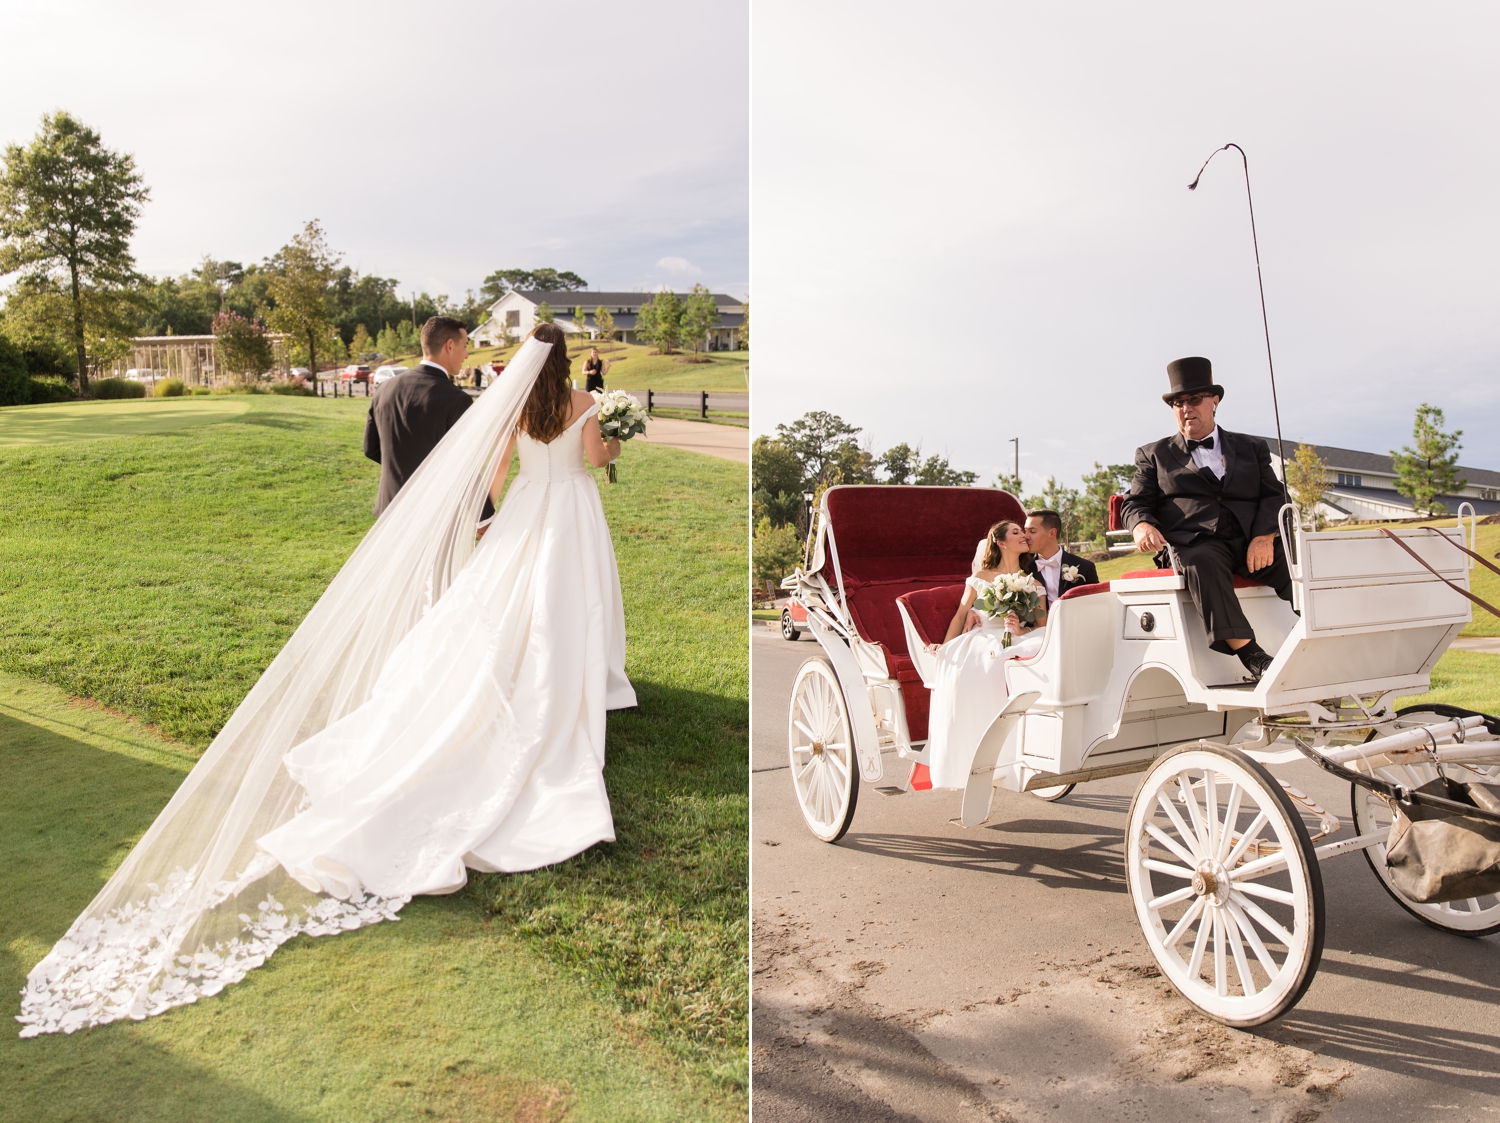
[1023,756,1154,791]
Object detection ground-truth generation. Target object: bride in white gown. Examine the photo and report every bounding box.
[924,520,1048,790]
[20,324,635,1037]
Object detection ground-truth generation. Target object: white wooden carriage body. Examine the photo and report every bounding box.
[783,485,1498,1026]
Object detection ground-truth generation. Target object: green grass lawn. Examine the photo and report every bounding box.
[383,341,749,394]
[0,395,747,1120]
[0,397,253,447]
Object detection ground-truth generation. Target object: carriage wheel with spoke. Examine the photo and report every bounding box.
[1352,706,1500,937]
[1126,743,1324,1026]
[788,659,859,842]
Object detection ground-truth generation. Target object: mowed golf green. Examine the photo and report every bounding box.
[0,394,748,1122]
[0,397,252,447]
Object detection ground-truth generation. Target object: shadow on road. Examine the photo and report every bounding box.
[837,830,1126,892]
[1268,1010,1500,1096]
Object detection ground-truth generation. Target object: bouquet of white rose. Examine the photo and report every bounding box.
[592,389,648,482]
[972,571,1045,647]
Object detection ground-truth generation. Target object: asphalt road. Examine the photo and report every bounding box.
[751,626,1500,1122]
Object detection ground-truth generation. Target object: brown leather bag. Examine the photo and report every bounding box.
[1385,777,1500,903]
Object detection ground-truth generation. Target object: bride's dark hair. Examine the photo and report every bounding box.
[981,519,1036,573]
[519,323,574,443]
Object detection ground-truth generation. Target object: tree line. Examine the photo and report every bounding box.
[0,110,601,400]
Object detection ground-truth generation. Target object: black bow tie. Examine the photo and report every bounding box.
[1186,436,1215,452]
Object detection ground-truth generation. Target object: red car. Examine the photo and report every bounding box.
[779,597,808,641]
[339,365,372,384]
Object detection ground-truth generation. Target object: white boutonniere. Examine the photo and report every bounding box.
[1062,564,1081,584]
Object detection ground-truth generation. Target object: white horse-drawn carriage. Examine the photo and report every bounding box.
[781,484,1500,1026]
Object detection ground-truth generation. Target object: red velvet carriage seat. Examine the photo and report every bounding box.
[821,486,1026,741]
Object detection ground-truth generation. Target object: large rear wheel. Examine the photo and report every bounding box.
[1353,705,1500,937]
[788,659,859,842]
[1126,743,1324,1027]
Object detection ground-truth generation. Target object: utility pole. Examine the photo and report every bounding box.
[1010,437,1019,482]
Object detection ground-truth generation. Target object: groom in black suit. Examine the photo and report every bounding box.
[364,316,480,517]
[1024,509,1098,601]
[1119,357,1293,682]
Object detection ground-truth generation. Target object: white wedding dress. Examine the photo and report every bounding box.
[19,339,634,1037]
[257,403,635,898]
[926,576,1045,789]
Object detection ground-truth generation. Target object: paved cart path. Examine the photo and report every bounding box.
[634,416,748,463]
[751,628,1500,1122]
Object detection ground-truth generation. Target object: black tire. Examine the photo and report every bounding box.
[780,608,800,641]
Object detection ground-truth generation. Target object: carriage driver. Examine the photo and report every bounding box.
[1120,357,1294,683]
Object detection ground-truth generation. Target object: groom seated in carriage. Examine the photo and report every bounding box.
[1119,356,1294,683]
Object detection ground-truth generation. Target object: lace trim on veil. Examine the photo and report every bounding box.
[19,863,407,1037]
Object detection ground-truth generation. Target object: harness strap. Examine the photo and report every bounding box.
[1379,528,1500,621]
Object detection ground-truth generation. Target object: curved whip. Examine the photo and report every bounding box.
[1188,143,1290,507]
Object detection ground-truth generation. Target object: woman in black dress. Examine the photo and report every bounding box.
[583,347,606,393]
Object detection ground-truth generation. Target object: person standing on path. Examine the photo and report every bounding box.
[364,316,478,517]
[583,347,607,393]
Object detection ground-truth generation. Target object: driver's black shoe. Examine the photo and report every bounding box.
[1236,640,1274,683]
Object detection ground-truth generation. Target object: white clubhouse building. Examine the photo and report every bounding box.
[1260,436,1500,520]
[472,290,745,350]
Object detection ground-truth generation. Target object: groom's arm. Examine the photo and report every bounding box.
[363,405,381,464]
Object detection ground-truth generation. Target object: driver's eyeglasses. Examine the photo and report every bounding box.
[1171,395,1210,410]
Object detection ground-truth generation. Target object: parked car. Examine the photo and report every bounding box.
[779,597,808,641]
[339,365,372,384]
[289,367,311,381]
[123,369,158,382]
[372,365,409,386]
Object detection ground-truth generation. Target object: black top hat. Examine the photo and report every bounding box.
[1162,356,1225,404]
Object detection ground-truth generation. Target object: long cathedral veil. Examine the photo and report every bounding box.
[20,338,553,1037]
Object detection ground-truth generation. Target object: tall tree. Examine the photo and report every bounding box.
[879,442,920,484]
[535,300,554,323]
[1075,462,1135,544]
[993,471,1024,496]
[263,220,338,384]
[1392,403,1465,515]
[594,304,616,342]
[480,267,588,302]
[774,411,866,487]
[1285,444,1332,530]
[572,304,587,337]
[1024,477,1083,544]
[212,311,274,384]
[680,284,720,359]
[637,289,684,353]
[0,112,149,393]
[349,323,373,359]
[913,454,977,487]
[736,297,749,350]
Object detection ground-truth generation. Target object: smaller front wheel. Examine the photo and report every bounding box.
[1029,783,1075,803]
[788,659,859,842]
[1126,743,1324,1027]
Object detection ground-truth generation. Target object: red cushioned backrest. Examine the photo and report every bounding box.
[1056,581,1111,602]
[823,486,1026,585]
[847,579,963,657]
[896,584,967,648]
[1108,493,1125,532]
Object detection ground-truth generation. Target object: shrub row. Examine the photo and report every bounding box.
[92,378,148,399]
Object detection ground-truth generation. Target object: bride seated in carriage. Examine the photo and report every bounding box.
[923,519,1048,789]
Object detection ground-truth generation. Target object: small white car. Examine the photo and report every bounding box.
[372,365,409,386]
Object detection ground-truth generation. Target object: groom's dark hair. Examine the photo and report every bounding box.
[1028,509,1063,536]
[421,316,467,356]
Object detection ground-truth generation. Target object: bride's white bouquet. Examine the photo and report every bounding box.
[973,571,1044,648]
[592,389,648,482]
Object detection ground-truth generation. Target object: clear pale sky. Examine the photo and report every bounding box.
[752,2,1500,488]
[0,0,748,300]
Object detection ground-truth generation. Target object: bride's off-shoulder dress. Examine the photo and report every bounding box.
[925,575,1044,790]
[258,401,636,897]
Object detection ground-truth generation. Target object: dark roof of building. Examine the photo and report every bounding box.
[1325,483,1500,517]
[1249,435,1500,487]
[507,290,743,309]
